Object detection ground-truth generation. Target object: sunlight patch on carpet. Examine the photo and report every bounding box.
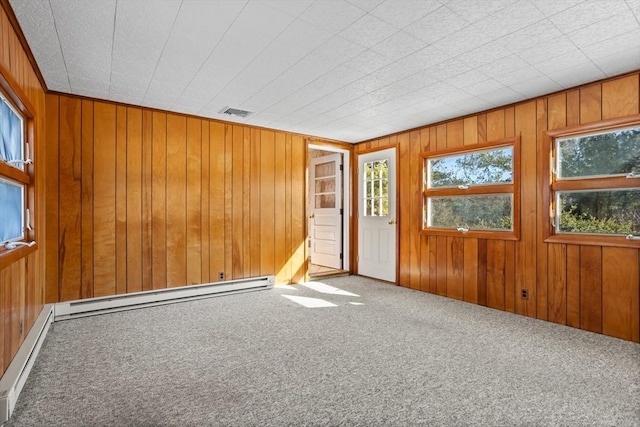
[301,281,360,297]
[282,295,338,308]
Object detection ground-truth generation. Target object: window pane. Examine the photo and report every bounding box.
[557,126,640,179]
[363,159,389,217]
[315,161,335,178]
[0,97,24,169]
[0,178,24,244]
[315,194,335,209]
[428,147,513,188]
[557,189,640,235]
[428,194,512,230]
[315,177,335,194]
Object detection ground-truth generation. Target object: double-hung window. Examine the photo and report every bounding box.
[0,73,35,262]
[423,138,520,240]
[545,116,640,247]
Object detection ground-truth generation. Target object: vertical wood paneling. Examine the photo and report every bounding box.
[115,106,127,294]
[486,240,505,310]
[463,239,478,303]
[232,126,244,279]
[409,130,422,290]
[260,130,275,275]
[536,99,548,321]
[274,133,286,283]
[428,235,437,294]
[141,111,153,291]
[566,244,581,328]
[58,96,82,301]
[151,112,167,289]
[398,132,410,286]
[436,237,447,296]
[80,100,93,299]
[244,130,253,277]
[45,95,59,303]
[580,246,602,334]
[420,235,430,292]
[200,122,210,283]
[446,237,463,300]
[126,108,142,293]
[166,115,187,287]
[186,117,202,285]
[477,239,487,306]
[580,84,602,123]
[566,90,580,126]
[602,74,639,119]
[93,102,117,297]
[547,243,567,324]
[224,125,233,278]
[514,101,537,318]
[486,110,505,141]
[250,129,262,278]
[504,241,515,313]
[209,122,225,281]
[291,135,305,284]
[602,248,639,341]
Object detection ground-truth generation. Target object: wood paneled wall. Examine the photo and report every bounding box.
[356,72,640,343]
[45,94,308,303]
[0,3,46,376]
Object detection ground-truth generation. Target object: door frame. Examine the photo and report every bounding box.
[354,145,399,284]
[307,143,351,275]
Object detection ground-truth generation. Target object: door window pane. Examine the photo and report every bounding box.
[0,96,24,170]
[556,189,640,235]
[556,126,640,179]
[427,147,513,188]
[0,178,24,244]
[363,159,389,217]
[428,194,512,230]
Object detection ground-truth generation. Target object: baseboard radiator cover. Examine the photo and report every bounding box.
[0,304,55,425]
[54,276,275,321]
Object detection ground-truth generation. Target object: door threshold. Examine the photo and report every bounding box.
[309,269,349,279]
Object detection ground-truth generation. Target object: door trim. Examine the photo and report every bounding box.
[307,143,351,275]
[354,145,399,283]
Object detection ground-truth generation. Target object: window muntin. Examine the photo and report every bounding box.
[423,139,518,239]
[556,126,640,180]
[546,118,640,246]
[0,177,24,244]
[428,194,513,231]
[0,95,25,170]
[363,159,389,217]
[427,146,513,188]
[555,189,639,236]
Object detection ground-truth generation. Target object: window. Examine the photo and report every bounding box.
[0,73,35,262]
[423,138,519,240]
[546,116,640,247]
[363,159,389,216]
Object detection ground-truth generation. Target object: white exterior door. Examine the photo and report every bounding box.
[358,148,397,282]
[309,153,342,269]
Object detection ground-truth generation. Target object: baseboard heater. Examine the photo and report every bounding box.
[54,276,275,321]
[0,304,54,424]
[0,276,274,424]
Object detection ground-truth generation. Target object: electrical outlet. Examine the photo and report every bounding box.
[218,272,225,280]
[19,321,23,336]
[521,289,528,299]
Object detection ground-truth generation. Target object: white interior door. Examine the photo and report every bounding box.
[358,148,396,282]
[309,153,342,269]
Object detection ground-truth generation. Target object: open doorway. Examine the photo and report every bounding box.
[308,144,351,278]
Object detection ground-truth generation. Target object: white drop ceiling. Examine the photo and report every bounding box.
[9,0,640,143]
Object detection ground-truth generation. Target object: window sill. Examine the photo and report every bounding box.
[0,243,38,270]
[421,228,519,241]
[544,234,640,248]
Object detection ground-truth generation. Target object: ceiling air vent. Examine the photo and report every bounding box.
[220,107,253,118]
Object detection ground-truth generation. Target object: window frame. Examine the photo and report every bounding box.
[543,114,640,248]
[0,64,37,268]
[422,137,520,240]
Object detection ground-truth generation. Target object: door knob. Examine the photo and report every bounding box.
[309,213,315,219]
[388,219,396,225]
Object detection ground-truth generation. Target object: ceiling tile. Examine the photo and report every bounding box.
[370,30,427,61]
[549,0,631,33]
[312,36,366,65]
[299,0,366,34]
[472,0,546,40]
[566,11,639,49]
[260,0,312,17]
[498,19,564,52]
[593,47,640,76]
[405,6,468,43]
[342,49,394,74]
[445,0,519,22]
[507,75,562,98]
[528,0,584,16]
[346,0,385,12]
[339,14,398,48]
[369,0,443,28]
[544,63,606,88]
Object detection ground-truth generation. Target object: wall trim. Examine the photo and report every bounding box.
[0,276,275,424]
